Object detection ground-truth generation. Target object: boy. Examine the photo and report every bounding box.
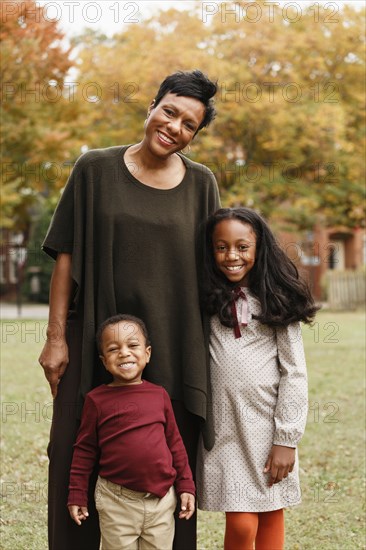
[68,314,195,549]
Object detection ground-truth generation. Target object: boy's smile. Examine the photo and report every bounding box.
[100,321,151,386]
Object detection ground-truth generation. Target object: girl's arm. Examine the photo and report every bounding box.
[265,322,308,485]
[38,253,74,398]
[273,322,308,446]
[263,445,296,486]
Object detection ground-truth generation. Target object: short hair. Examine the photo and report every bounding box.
[96,314,151,354]
[153,70,217,131]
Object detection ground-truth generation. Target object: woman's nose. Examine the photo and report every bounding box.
[167,119,180,134]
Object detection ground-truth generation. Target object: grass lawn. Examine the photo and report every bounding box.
[1,310,365,549]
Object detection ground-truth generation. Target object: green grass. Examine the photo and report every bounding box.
[1,311,365,549]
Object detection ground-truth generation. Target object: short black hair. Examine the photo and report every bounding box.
[96,314,151,354]
[153,70,217,132]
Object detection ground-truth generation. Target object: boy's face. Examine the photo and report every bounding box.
[99,321,151,386]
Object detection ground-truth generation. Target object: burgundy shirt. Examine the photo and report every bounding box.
[68,381,195,506]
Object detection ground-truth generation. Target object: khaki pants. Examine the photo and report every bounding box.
[95,477,177,550]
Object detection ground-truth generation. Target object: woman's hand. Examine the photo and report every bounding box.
[68,504,89,525]
[39,337,69,398]
[39,253,74,398]
[264,445,295,486]
[179,493,195,520]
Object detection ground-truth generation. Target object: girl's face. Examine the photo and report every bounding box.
[212,219,257,286]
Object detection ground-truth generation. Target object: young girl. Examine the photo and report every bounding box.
[197,207,318,550]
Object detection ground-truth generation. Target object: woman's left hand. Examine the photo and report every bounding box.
[263,445,295,486]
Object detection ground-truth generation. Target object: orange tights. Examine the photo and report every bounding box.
[224,509,284,550]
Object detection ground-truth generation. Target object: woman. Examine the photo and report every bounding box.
[39,70,220,550]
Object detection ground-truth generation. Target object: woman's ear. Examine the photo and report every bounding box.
[147,99,156,116]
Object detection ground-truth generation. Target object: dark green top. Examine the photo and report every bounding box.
[43,145,220,439]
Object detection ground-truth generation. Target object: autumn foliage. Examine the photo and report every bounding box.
[1,0,365,234]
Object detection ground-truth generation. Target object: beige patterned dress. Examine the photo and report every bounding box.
[197,289,308,512]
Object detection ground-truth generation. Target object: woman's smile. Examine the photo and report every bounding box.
[157,130,176,145]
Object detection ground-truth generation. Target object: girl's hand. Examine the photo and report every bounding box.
[179,493,195,520]
[264,445,295,486]
[38,337,69,398]
[68,504,89,525]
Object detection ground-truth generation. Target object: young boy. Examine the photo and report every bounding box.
[67,314,195,549]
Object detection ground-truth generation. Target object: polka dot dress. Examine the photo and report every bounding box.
[197,289,308,512]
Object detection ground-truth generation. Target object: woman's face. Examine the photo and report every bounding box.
[143,92,205,158]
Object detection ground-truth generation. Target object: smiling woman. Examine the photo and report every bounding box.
[38,70,220,550]
[124,93,206,189]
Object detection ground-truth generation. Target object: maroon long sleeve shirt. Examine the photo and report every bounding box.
[68,381,195,507]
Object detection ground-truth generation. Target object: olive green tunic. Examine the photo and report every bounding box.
[43,145,220,433]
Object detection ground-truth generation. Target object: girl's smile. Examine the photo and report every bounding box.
[212,219,257,286]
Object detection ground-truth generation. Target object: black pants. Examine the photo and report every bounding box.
[47,318,200,550]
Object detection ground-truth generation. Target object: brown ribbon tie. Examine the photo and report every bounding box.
[231,288,248,338]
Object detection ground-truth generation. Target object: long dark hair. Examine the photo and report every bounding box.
[203,208,319,327]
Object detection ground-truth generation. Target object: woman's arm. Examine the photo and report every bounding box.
[38,253,74,398]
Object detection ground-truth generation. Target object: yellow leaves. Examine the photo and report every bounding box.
[2,2,365,231]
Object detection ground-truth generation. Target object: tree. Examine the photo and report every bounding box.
[1,0,78,234]
[3,2,364,234]
[204,0,365,228]
[63,2,365,229]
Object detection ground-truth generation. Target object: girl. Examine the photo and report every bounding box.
[197,207,318,550]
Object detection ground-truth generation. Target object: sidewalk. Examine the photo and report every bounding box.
[0,302,49,319]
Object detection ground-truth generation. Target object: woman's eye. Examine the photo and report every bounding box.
[239,245,248,251]
[164,108,173,116]
[185,122,195,131]
[216,246,226,252]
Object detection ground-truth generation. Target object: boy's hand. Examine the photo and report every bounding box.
[68,504,89,525]
[264,445,295,486]
[179,492,195,520]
